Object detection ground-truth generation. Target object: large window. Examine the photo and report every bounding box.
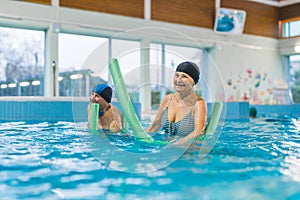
[0,27,206,105]
[289,55,300,102]
[111,39,141,101]
[58,33,108,97]
[0,27,45,96]
[280,17,300,38]
[58,34,141,98]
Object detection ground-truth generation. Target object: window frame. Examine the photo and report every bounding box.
[279,16,300,39]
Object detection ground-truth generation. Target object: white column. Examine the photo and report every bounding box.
[205,49,217,102]
[140,39,151,114]
[51,0,59,6]
[108,38,112,85]
[44,24,59,97]
[160,44,166,102]
[144,0,151,20]
[201,49,210,101]
[215,0,221,9]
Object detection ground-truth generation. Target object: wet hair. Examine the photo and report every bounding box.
[175,61,200,84]
[92,84,112,103]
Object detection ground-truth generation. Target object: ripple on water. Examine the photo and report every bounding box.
[0,119,300,199]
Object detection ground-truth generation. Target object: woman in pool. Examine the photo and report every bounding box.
[87,84,122,133]
[146,61,207,144]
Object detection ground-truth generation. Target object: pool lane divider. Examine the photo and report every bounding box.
[109,58,154,143]
[89,103,99,132]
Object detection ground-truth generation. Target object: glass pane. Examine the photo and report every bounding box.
[290,20,300,37]
[165,45,203,87]
[289,55,300,102]
[281,20,300,38]
[0,27,45,96]
[111,39,141,101]
[150,43,162,65]
[149,43,163,109]
[281,22,290,38]
[58,33,108,96]
[111,39,140,74]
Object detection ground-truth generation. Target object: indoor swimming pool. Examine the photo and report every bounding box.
[0,115,300,199]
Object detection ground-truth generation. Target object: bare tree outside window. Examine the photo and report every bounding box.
[0,27,45,96]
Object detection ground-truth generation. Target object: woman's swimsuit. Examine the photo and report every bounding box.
[161,95,195,136]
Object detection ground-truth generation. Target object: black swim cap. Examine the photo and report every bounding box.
[92,84,112,103]
[176,61,200,84]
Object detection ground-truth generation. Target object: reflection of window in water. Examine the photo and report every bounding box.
[281,155,300,182]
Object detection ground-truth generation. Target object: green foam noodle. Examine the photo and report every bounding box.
[89,103,99,132]
[199,101,223,141]
[109,58,154,142]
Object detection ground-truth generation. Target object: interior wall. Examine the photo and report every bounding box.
[0,0,297,105]
[60,0,144,19]
[214,41,282,104]
[221,0,279,38]
[19,0,288,39]
[151,0,215,29]
[279,2,300,20]
[21,0,50,5]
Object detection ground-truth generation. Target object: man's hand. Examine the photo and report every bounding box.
[109,120,121,133]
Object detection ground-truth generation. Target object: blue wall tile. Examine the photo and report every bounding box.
[0,100,142,122]
[2,99,298,122]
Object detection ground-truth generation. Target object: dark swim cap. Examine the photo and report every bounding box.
[176,61,200,84]
[92,84,112,103]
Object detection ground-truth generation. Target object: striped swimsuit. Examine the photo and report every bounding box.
[161,95,195,137]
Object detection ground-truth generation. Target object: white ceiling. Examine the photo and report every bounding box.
[250,0,300,7]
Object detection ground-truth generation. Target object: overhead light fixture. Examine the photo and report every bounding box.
[295,45,300,53]
[0,84,8,89]
[20,81,30,87]
[70,74,83,80]
[32,80,41,86]
[8,83,17,88]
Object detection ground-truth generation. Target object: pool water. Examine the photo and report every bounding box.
[1,116,300,200]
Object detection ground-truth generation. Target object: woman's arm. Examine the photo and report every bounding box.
[146,94,171,133]
[175,99,207,144]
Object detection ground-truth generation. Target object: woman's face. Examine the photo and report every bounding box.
[173,72,195,92]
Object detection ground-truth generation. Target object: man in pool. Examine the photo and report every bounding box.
[87,84,122,133]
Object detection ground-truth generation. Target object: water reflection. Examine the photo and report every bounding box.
[280,155,300,182]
